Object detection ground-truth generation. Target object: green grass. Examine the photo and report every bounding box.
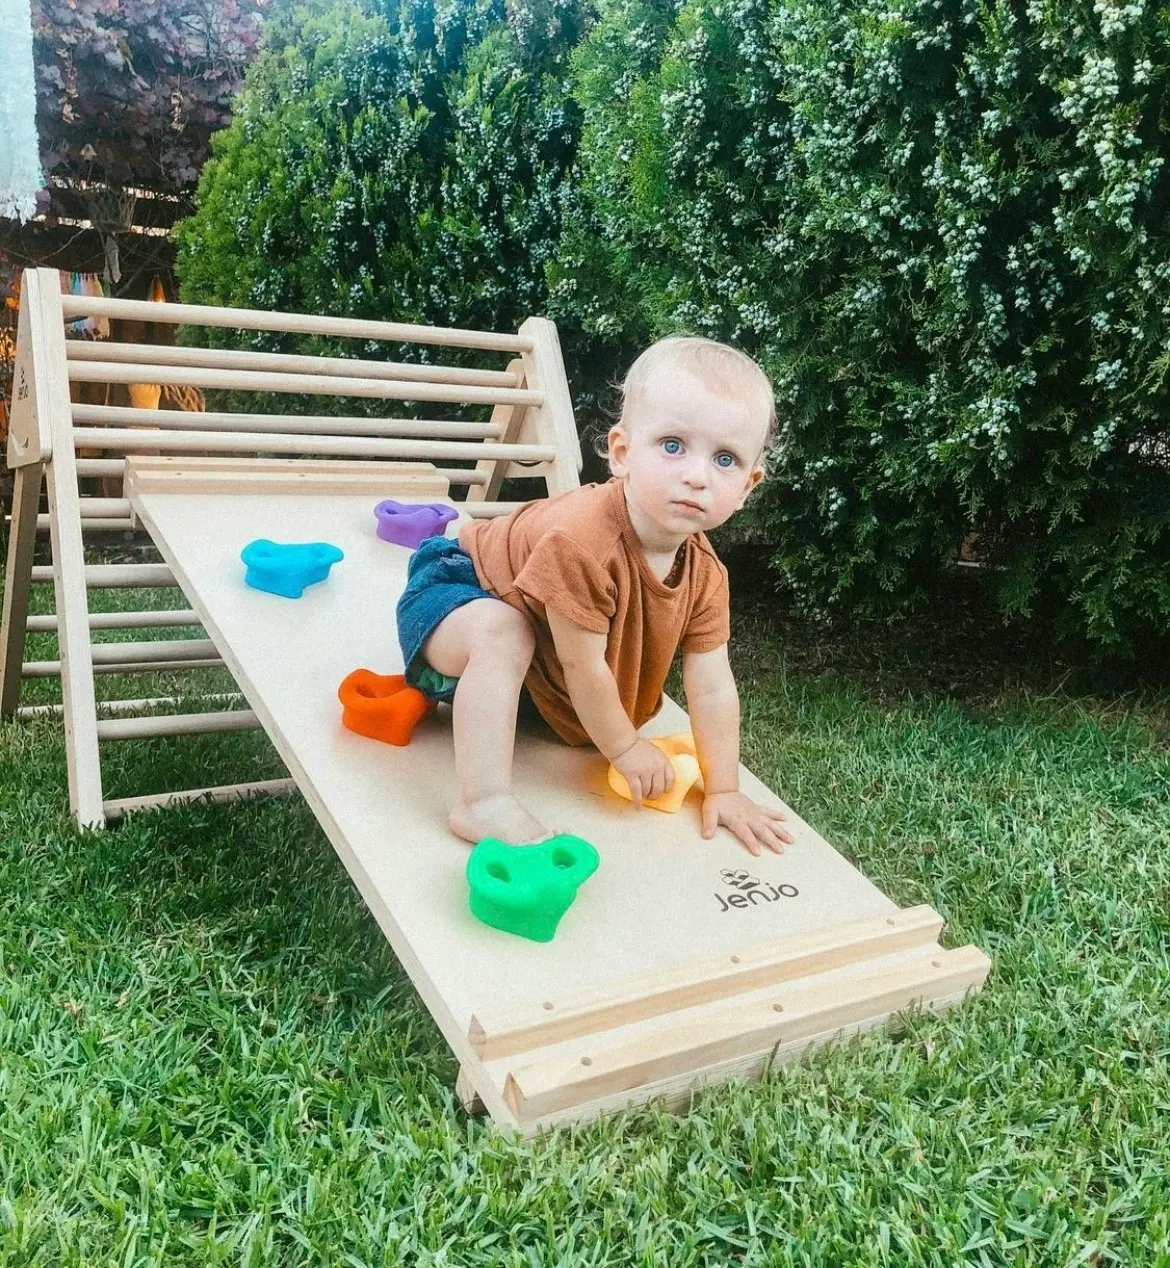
[1,568,1169,1266]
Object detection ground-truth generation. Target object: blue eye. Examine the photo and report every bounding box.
[662,438,683,455]
[715,452,737,469]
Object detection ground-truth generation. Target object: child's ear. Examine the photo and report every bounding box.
[737,464,765,508]
[607,425,630,477]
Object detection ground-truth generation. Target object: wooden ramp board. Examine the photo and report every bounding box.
[125,457,990,1132]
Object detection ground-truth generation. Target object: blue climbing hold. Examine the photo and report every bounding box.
[240,539,344,599]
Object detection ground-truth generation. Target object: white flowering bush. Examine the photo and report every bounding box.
[553,0,1170,650]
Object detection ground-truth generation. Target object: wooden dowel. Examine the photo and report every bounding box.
[72,427,556,465]
[102,777,297,821]
[76,459,126,478]
[31,564,175,588]
[67,362,542,408]
[74,498,131,518]
[58,294,532,354]
[18,692,240,718]
[27,610,202,633]
[462,501,526,518]
[72,457,485,483]
[89,639,219,666]
[73,404,503,441]
[23,657,223,678]
[67,340,523,388]
[96,709,262,741]
[34,515,137,534]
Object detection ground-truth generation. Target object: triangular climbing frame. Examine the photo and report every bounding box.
[1,268,989,1131]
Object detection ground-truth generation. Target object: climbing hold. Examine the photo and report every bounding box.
[374,499,458,549]
[607,732,702,813]
[466,835,600,942]
[338,669,434,746]
[240,539,343,599]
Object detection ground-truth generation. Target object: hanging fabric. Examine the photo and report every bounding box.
[60,272,111,339]
[0,0,46,223]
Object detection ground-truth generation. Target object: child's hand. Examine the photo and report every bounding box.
[612,738,676,808]
[701,790,795,856]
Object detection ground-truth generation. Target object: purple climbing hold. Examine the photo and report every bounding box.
[374,499,458,550]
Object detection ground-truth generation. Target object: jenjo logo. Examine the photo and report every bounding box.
[715,868,799,913]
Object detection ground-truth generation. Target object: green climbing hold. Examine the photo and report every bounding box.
[466,834,600,942]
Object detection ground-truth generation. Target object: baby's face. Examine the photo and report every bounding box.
[607,365,767,547]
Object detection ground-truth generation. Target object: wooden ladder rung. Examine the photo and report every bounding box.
[23,657,224,678]
[96,710,263,741]
[34,515,137,534]
[26,610,202,632]
[30,564,175,587]
[102,777,297,821]
[17,693,241,719]
[90,638,219,666]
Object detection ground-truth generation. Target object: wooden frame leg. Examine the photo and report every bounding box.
[455,1067,486,1116]
[1,462,42,715]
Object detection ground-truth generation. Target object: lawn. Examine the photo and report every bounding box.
[1,568,1168,1266]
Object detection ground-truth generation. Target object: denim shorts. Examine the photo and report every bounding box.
[395,535,496,703]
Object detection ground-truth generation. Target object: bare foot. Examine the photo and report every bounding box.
[449,794,550,846]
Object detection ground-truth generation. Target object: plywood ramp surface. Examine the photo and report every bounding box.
[126,457,989,1131]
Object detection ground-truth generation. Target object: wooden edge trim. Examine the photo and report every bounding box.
[469,905,944,1061]
[502,945,991,1121]
[513,986,977,1137]
[122,456,451,500]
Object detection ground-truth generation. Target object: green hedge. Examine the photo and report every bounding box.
[177,0,588,362]
[178,0,1170,653]
[555,0,1170,649]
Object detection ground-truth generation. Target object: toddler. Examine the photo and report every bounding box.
[395,336,793,857]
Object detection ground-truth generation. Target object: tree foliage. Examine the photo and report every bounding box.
[33,0,266,198]
[551,0,1170,650]
[178,0,590,367]
[179,0,1170,652]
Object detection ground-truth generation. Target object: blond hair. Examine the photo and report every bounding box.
[618,336,777,455]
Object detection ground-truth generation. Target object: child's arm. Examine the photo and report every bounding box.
[546,608,676,807]
[683,644,794,856]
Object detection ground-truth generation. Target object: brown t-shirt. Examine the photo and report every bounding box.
[459,478,730,745]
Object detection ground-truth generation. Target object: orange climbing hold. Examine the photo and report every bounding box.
[337,670,434,746]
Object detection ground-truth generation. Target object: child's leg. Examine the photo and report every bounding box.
[420,597,547,845]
